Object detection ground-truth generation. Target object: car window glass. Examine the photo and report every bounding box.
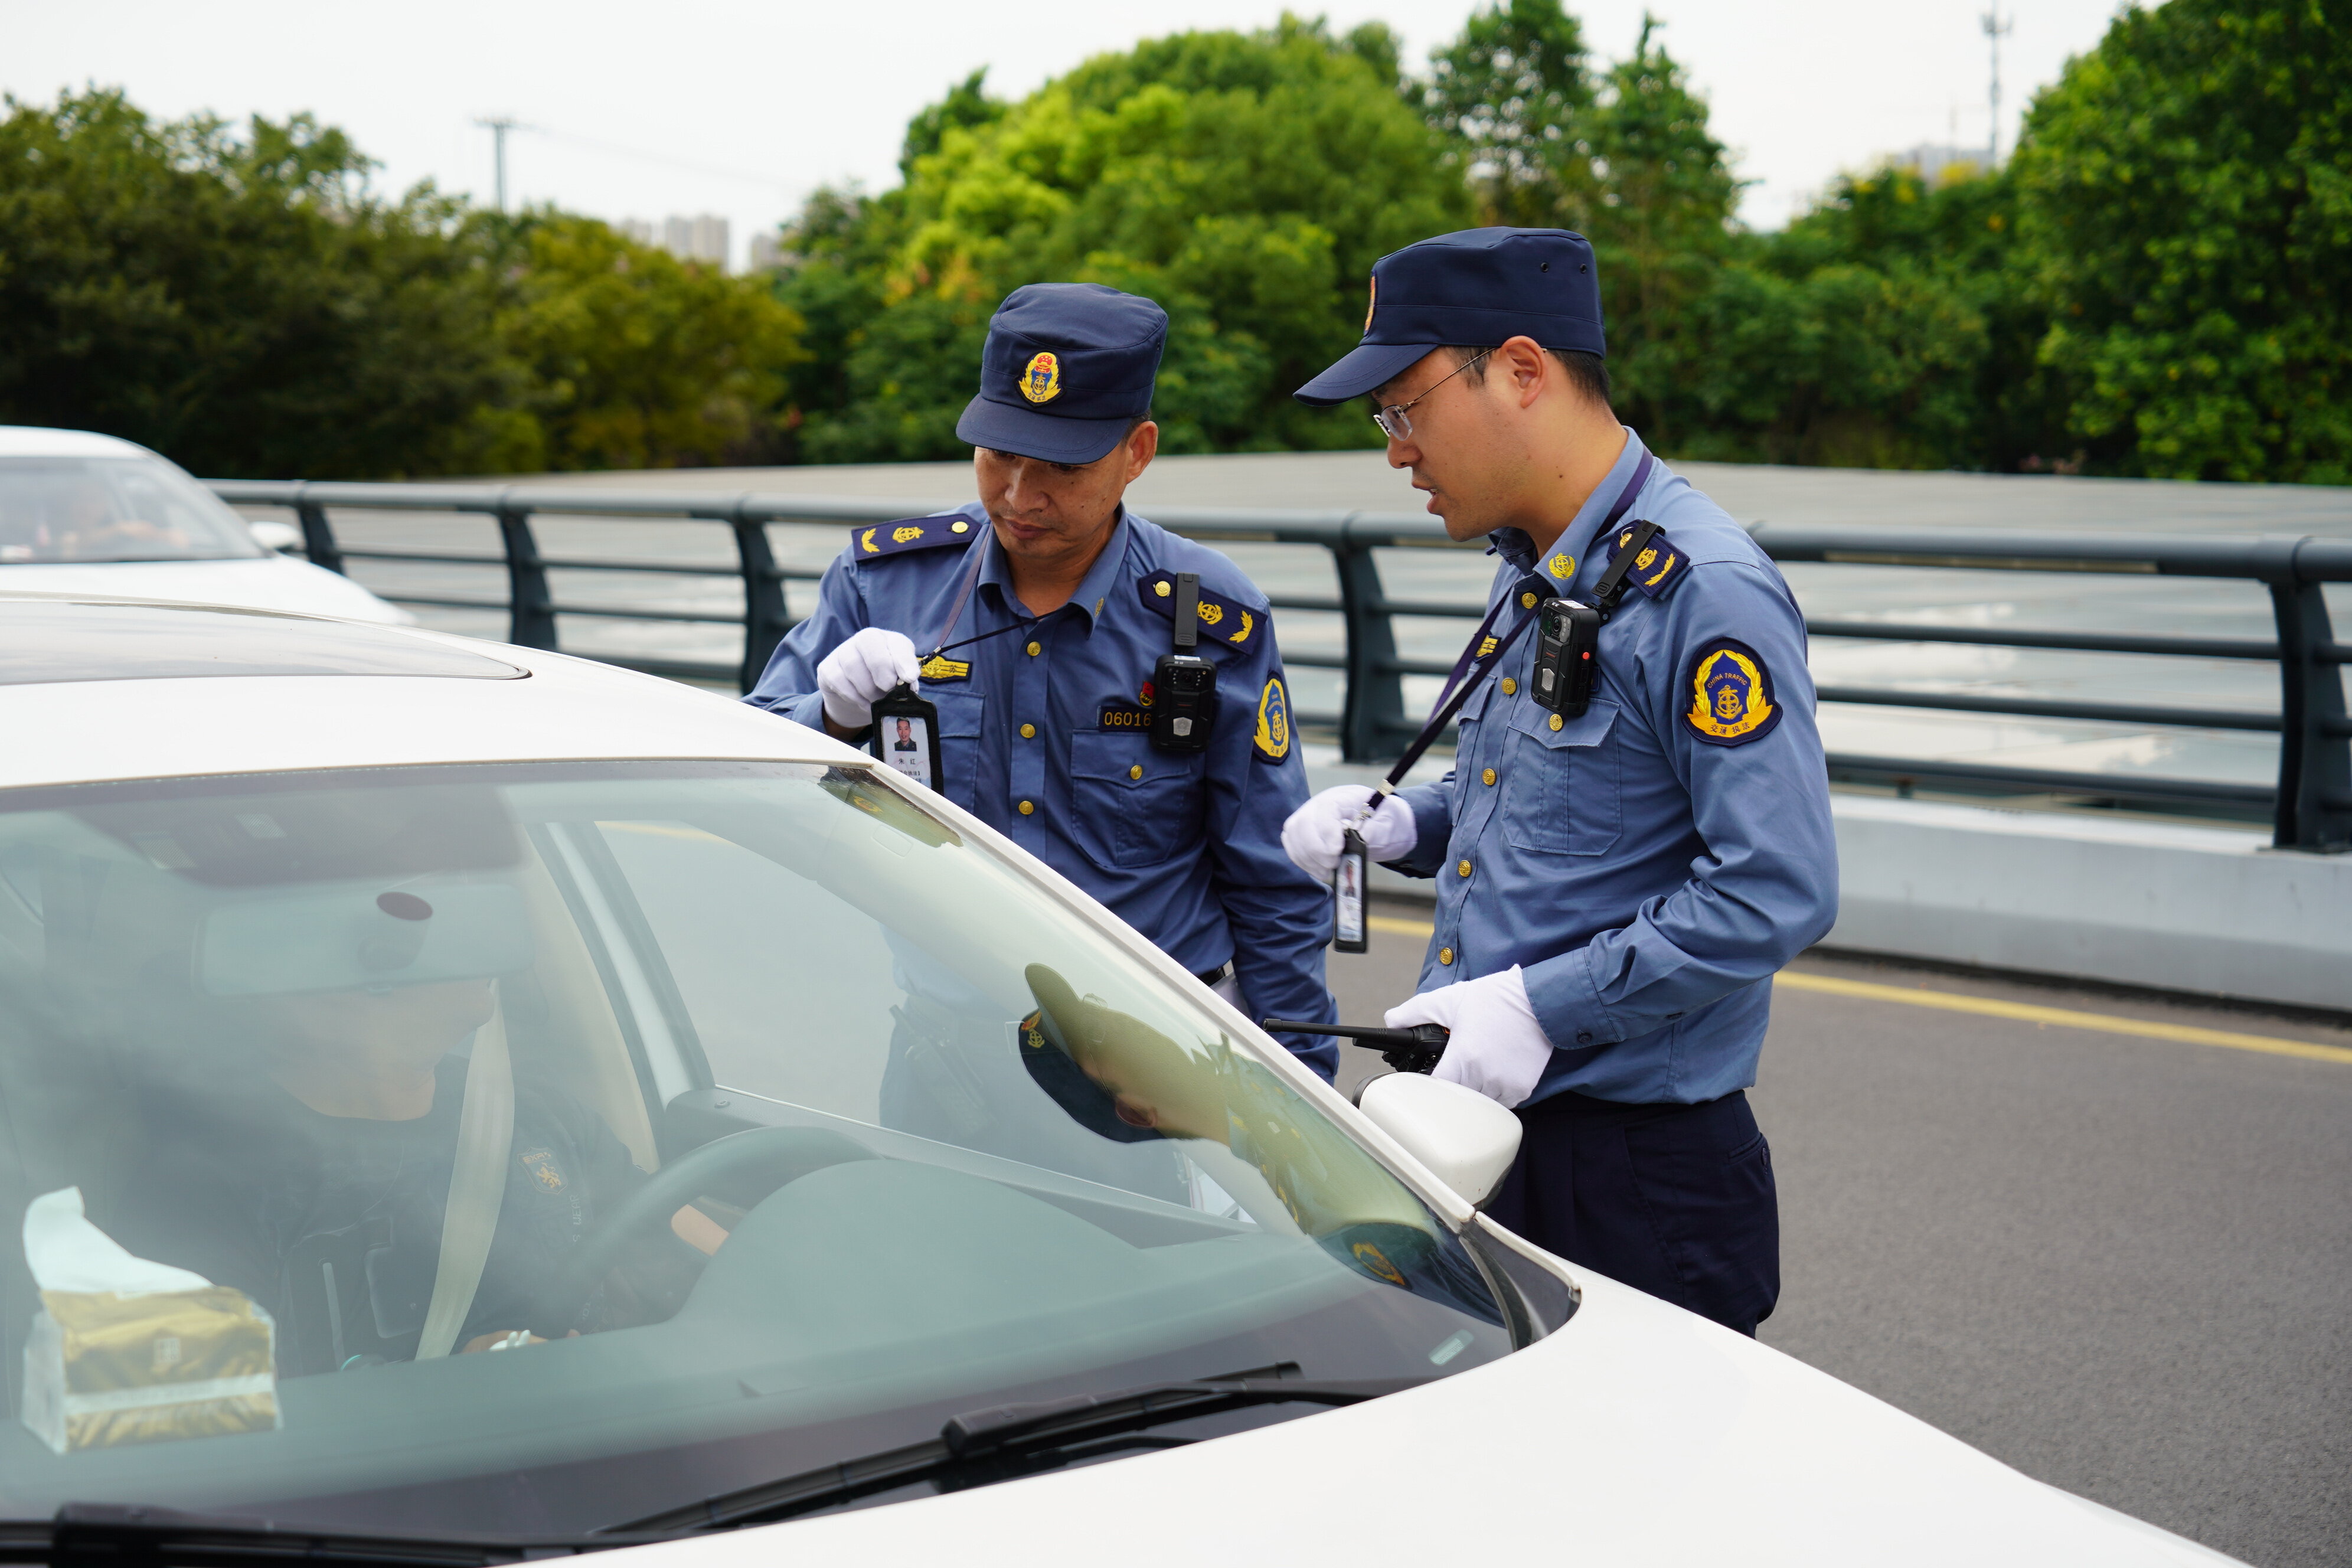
[0,761,1511,1540]
[0,456,263,563]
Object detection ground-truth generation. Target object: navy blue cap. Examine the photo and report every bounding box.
[956,283,1167,463]
[1294,228,1605,407]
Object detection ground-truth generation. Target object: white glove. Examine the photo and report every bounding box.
[816,628,921,731]
[1387,966,1553,1109]
[1280,786,1419,883]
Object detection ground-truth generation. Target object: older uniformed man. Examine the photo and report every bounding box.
[1283,228,1838,1335]
[747,282,1340,1080]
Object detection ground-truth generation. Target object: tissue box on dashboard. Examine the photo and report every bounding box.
[21,1286,279,1454]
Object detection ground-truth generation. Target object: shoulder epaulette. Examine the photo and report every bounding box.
[851,514,981,562]
[1135,570,1263,649]
[1603,523,1690,599]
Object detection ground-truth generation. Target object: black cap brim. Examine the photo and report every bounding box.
[956,395,1134,464]
[1292,341,1442,407]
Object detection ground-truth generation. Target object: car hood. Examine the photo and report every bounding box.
[0,557,411,623]
[611,1265,2243,1568]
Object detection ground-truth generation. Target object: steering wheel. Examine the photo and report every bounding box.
[531,1125,876,1338]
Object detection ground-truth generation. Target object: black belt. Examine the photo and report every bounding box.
[1195,961,1233,988]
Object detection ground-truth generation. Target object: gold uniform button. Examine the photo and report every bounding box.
[1549,713,1564,731]
[1438,946,1455,966]
[1025,641,1042,656]
[1500,677,1517,695]
[1520,591,1538,609]
[1128,764,1143,780]
[1481,767,1497,786]
[1456,860,1472,878]
[1018,800,1035,816]
[1019,723,1035,739]
[950,520,970,533]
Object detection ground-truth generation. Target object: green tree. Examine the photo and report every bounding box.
[495,214,806,471]
[1567,19,1743,446]
[772,15,1471,463]
[0,89,517,478]
[2013,0,2352,482]
[1423,0,1594,227]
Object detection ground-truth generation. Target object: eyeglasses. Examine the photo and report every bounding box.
[1371,351,1489,442]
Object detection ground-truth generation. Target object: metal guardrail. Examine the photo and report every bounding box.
[207,481,2351,853]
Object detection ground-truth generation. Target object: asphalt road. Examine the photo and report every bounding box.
[1327,914,2352,1568]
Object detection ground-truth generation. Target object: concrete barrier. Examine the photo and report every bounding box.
[1319,753,2348,1012]
[1822,795,2349,1013]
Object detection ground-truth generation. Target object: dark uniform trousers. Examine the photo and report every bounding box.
[1484,1089,1781,1337]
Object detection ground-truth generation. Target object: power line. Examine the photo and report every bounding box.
[522,124,799,192]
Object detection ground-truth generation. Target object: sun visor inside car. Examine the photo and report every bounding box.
[197,879,532,996]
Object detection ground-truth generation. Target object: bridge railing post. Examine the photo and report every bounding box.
[494,498,558,651]
[1333,520,1405,764]
[293,493,344,576]
[2268,539,2351,851]
[729,501,789,694]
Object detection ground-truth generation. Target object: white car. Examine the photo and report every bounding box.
[0,426,405,622]
[0,596,2240,1567]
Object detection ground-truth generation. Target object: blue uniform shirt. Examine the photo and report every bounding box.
[746,502,1340,1079]
[1392,433,1838,1105]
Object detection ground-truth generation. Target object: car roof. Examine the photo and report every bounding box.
[0,425,159,460]
[0,598,525,686]
[0,594,850,791]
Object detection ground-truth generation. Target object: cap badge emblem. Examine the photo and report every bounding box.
[1020,351,1061,404]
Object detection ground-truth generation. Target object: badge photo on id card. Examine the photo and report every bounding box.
[868,684,942,793]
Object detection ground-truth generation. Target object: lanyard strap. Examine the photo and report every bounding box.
[925,530,995,660]
[1375,451,1657,795]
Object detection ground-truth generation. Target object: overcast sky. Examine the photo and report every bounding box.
[5,0,2131,267]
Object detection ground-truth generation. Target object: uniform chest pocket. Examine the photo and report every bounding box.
[1070,730,1204,868]
[927,691,984,803]
[1501,700,1622,856]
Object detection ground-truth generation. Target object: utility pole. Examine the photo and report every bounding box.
[474,116,519,212]
[1981,7,2013,166]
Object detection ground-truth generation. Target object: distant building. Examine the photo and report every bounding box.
[747,231,784,272]
[618,214,732,270]
[1896,144,1990,183]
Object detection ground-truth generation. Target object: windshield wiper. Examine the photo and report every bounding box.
[0,1503,623,1568]
[610,1368,1427,1535]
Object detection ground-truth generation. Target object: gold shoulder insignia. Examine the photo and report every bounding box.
[919,655,971,682]
[853,515,977,563]
[1608,524,1689,599]
[1133,571,1263,648]
[1547,551,1575,581]
[1681,637,1782,747]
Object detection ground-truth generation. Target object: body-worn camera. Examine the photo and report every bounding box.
[1530,597,1602,718]
[1151,571,1217,754]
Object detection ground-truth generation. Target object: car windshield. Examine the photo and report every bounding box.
[0,760,1510,1537]
[0,456,262,564]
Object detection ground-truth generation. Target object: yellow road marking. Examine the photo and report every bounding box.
[1351,915,2350,1066]
[1367,914,1435,937]
[1775,971,2352,1066]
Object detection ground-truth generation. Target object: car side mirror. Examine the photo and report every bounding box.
[1354,1072,1522,1209]
[249,520,302,553]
